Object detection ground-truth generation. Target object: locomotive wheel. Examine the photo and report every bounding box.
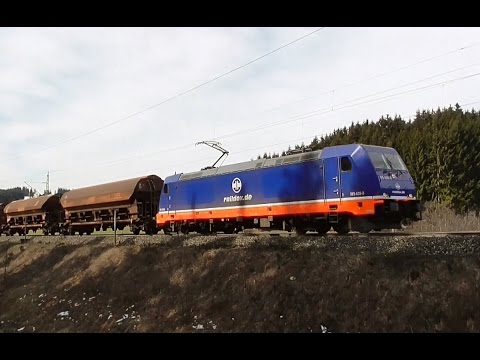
[295,227,307,235]
[333,219,350,235]
[132,227,140,235]
[316,221,331,235]
[180,225,189,235]
[223,224,235,234]
[197,223,211,235]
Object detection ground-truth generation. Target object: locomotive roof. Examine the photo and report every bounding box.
[61,174,163,210]
[4,194,60,215]
[172,143,398,183]
[179,149,323,181]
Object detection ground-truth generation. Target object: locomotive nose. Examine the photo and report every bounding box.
[377,172,416,197]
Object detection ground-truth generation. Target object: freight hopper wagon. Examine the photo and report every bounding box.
[0,203,7,235]
[3,195,64,235]
[60,175,163,235]
[157,144,422,235]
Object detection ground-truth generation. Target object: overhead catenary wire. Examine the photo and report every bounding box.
[3,33,480,188]
[1,34,476,170]
[2,31,476,168]
[17,69,480,187]
[0,27,325,166]
[259,40,480,114]
[40,60,480,176]
[211,70,480,141]
[98,96,480,182]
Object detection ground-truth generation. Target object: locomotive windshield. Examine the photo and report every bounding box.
[368,151,407,171]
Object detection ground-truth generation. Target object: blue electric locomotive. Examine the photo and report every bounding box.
[156,143,421,234]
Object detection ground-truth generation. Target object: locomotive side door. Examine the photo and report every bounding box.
[165,183,176,217]
[338,156,353,203]
[323,157,341,202]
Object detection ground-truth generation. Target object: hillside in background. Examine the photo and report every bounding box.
[0,187,30,204]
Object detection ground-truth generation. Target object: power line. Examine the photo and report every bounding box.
[5,98,480,188]
[4,33,480,185]
[6,64,480,188]
[460,100,480,108]
[33,62,480,179]
[261,40,480,114]
[211,67,480,141]
[0,27,325,165]
[113,95,480,178]
[1,32,474,170]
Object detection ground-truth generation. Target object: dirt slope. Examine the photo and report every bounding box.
[1,234,480,332]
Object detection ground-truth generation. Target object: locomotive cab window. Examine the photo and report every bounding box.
[163,184,169,193]
[341,157,352,171]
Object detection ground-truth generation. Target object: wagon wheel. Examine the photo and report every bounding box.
[400,218,412,229]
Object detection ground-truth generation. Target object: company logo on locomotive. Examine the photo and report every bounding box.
[232,178,242,193]
[224,177,253,202]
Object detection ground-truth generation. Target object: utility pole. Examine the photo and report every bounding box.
[26,171,50,196]
[114,209,117,246]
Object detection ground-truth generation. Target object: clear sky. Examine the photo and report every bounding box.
[1,27,480,192]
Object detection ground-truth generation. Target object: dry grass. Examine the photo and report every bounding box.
[1,235,480,332]
[410,202,480,232]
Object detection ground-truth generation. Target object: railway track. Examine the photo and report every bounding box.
[2,230,480,242]
[3,230,480,257]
